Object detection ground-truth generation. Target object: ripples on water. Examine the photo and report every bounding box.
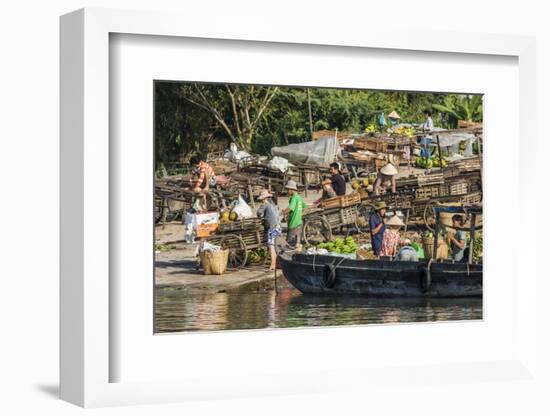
[155,286,482,333]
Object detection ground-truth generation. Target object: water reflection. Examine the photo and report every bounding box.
[155,287,482,333]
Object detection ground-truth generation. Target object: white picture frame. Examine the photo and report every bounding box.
[60,8,539,408]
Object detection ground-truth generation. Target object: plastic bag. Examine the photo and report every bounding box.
[232,195,253,219]
[267,156,289,172]
[183,213,196,244]
[271,136,341,167]
[224,142,252,162]
[200,241,222,253]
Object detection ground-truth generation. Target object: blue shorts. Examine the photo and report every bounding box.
[267,225,282,246]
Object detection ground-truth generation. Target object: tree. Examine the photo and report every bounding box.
[432,95,483,128]
[182,83,279,150]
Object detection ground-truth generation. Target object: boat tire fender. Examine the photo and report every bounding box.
[422,259,433,292]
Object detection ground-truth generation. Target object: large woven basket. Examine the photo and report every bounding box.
[200,249,229,275]
[422,237,448,260]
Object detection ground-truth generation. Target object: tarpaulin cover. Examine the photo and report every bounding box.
[271,136,341,167]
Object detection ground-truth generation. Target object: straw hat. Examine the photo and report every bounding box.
[374,200,388,211]
[380,163,398,176]
[257,189,273,200]
[285,180,298,191]
[388,110,401,119]
[386,215,405,227]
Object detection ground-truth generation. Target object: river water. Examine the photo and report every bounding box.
[155,283,482,333]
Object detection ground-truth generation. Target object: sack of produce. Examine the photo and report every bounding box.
[232,195,253,219]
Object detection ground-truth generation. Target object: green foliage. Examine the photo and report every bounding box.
[432,95,483,128]
[155,82,483,168]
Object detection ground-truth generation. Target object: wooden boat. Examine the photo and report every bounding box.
[277,253,482,297]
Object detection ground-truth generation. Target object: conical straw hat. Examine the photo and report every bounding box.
[380,163,398,176]
[388,110,401,119]
[386,215,405,227]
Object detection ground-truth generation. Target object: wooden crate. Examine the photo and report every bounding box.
[341,192,361,207]
[417,172,444,186]
[353,137,388,152]
[416,185,440,199]
[324,206,357,227]
[320,196,341,209]
[320,193,361,209]
[449,181,469,196]
[458,120,483,129]
[460,192,482,204]
[218,217,262,233]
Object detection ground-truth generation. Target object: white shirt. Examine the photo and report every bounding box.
[423,116,434,132]
[422,116,434,138]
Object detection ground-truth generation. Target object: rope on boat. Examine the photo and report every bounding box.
[324,256,348,289]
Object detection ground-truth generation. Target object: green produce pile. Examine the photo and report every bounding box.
[472,231,483,261]
[318,237,358,255]
[415,157,447,169]
[247,247,268,265]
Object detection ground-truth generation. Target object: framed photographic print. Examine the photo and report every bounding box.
[60,7,540,408]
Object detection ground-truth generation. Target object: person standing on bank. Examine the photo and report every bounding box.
[420,110,434,160]
[369,201,387,256]
[322,162,346,196]
[283,180,306,250]
[256,189,281,272]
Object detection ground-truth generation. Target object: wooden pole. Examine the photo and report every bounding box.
[476,133,483,192]
[436,134,443,170]
[433,211,440,260]
[307,88,314,140]
[468,213,476,264]
[248,184,256,210]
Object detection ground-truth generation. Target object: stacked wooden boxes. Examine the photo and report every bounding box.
[320,193,361,209]
[353,137,389,153]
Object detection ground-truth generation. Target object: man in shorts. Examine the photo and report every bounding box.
[256,189,281,271]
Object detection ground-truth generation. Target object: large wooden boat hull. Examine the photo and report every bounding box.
[278,253,482,297]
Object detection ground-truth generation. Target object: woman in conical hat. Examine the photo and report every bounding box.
[374,162,398,196]
[379,214,405,257]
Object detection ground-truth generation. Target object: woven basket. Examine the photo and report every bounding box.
[422,237,448,260]
[200,249,229,275]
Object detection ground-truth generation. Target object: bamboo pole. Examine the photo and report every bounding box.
[468,213,476,264]
[433,211,440,260]
[307,88,313,140]
[436,134,443,171]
